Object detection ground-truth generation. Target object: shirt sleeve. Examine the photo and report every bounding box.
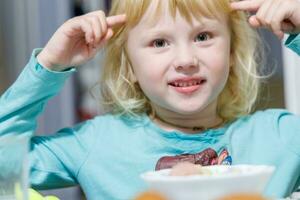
[0,49,93,189]
[0,48,75,138]
[276,111,300,193]
[277,111,300,157]
[285,34,300,56]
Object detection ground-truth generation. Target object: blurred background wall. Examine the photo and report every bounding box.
[283,36,300,114]
[0,0,107,199]
[0,0,300,200]
[0,18,6,93]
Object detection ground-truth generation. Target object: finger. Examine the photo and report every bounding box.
[255,0,274,27]
[103,29,114,42]
[269,1,287,38]
[87,11,108,45]
[80,19,94,44]
[97,12,108,42]
[264,0,282,29]
[268,1,297,36]
[89,16,102,46]
[106,14,126,27]
[248,15,261,27]
[101,29,114,45]
[230,0,262,12]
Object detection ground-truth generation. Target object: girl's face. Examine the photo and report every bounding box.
[126,1,231,119]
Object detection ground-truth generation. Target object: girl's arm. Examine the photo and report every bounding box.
[0,49,73,138]
[0,52,99,188]
[0,10,126,137]
[230,0,300,39]
[0,48,80,188]
[0,11,126,188]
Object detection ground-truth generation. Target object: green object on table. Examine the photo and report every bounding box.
[29,189,60,200]
[14,183,59,200]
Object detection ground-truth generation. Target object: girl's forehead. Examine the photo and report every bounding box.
[132,0,229,29]
[137,14,223,32]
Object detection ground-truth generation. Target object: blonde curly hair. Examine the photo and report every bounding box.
[100,0,265,122]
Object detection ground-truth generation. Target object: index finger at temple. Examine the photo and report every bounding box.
[230,0,261,12]
[106,14,127,27]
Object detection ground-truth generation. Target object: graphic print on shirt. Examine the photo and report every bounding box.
[155,148,232,170]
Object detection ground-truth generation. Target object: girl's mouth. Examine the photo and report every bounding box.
[168,77,207,94]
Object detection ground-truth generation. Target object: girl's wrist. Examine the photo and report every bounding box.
[37,52,64,72]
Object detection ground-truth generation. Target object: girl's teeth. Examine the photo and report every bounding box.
[171,80,203,87]
[189,81,196,86]
[177,81,198,87]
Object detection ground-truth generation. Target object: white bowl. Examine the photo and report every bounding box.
[141,165,275,200]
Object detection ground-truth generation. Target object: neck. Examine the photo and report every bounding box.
[150,112,224,134]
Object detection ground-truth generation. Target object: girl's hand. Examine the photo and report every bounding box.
[230,0,300,39]
[37,11,126,71]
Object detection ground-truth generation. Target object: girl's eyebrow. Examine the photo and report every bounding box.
[141,21,220,39]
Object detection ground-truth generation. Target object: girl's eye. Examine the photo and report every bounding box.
[195,32,211,42]
[151,39,168,48]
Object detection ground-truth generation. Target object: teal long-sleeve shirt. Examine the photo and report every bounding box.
[1,35,300,200]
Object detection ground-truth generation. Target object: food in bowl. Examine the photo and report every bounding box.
[141,164,275,200]
[169,162,203,176]
[169,162,242,176]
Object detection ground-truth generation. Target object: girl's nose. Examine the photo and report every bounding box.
[173,47,199,71]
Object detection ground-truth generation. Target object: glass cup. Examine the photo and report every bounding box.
[0,135,29,200]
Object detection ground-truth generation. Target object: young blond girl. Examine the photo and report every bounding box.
[1,0,300,199]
